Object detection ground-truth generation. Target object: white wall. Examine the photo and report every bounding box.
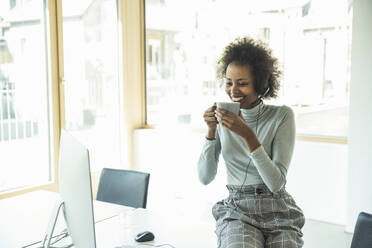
[134,128,348,225]
[133,128,227,224]
[346,0,372,232]
[288,141,348,225]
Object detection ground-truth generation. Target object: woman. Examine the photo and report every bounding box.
[198,37,305,248]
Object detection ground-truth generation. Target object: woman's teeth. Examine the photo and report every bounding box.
[232,96,244,102]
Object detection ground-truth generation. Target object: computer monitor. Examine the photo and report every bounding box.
[43,129,96,247]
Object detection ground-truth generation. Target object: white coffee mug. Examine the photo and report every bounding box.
[216,102,240,115]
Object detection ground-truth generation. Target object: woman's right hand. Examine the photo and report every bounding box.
[203,103,218,131]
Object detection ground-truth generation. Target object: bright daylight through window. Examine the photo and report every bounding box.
[145,0,352,138]
[0,0,52,192]
[62,0,122,171]
[0,0,122,193]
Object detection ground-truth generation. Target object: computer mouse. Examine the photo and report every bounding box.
[135,231,155,242]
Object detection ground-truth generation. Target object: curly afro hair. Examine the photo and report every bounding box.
[216,37,281,99]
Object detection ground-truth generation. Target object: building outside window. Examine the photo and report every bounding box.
[0,0,123,193]
[0,0,52,192]
[61,0,122,171]
[145,0,352,138]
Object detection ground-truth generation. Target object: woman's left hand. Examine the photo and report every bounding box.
[215,108,251,138]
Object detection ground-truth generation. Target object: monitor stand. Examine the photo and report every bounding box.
[42,198,67,248]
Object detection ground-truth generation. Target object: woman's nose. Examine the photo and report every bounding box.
[231,83,240,94]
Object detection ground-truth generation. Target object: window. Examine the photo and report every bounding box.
[61,0,122,171]
[145,0,352,138]
[0,0,53,192]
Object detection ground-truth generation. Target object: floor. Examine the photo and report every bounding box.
[302,219,353,248]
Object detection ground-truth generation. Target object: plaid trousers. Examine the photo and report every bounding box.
[212,184,305,248]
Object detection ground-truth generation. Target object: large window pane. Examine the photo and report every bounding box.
[0,0,52,192]
[62,0,122,171]
[145,0,352,137]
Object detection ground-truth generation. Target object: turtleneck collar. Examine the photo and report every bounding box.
[240,102,266,122]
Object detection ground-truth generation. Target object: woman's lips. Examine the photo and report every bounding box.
[231,96,245,102]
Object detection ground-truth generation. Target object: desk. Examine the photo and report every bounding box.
[0,190,215,247]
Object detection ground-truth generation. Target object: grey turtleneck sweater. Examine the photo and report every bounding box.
[197,103,296,193]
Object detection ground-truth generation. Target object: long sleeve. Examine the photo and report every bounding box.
[197,129,221,185]
[251,107,296,192]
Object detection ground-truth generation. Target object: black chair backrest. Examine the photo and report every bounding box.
[350,212,372,248]
[96,168,150,208]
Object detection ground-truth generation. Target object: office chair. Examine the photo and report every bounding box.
[96,168,150,208]
[350,212,372,248]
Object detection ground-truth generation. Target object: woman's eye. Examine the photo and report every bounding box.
[225,82,232,87]
[238,82,248,86]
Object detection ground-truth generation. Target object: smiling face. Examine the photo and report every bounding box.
[224,62,258,109]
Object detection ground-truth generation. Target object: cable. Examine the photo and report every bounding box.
[217,100,262,248]
[237,99,262,193]
[23,231,68,248]
[49,233,69,246]
[140,243,176,248]
[115,244,176,248]
[27,215,121,248]
[29,229,72,248]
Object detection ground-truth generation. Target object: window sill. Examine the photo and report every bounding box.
[140,125,348,144]
[0,182,57,200]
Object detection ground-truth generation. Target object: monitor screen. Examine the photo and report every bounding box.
[58,129,96,247]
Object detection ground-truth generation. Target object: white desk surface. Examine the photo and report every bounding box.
[0,190,215,248]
